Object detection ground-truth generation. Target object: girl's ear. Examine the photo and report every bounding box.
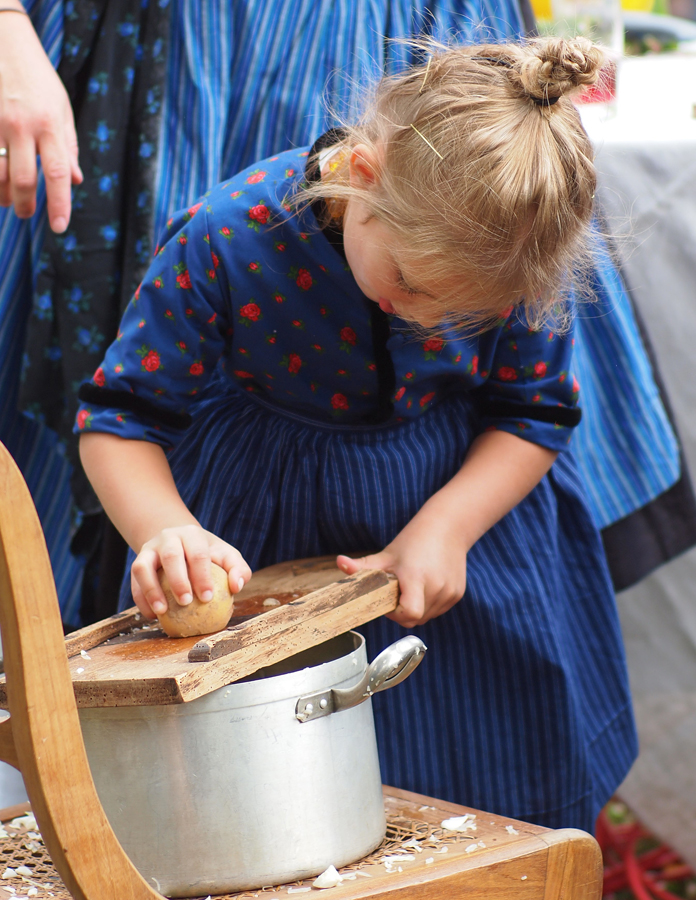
[348,144,380,190]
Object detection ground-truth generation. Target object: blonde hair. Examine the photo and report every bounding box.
[300,36,605,332]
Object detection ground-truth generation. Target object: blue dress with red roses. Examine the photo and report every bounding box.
[75,145,638,834]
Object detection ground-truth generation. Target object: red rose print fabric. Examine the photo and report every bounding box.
[75,148,581,451]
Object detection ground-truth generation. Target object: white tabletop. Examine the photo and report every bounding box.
[581,53,696,144]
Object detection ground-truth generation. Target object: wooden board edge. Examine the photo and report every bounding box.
[174,578,399,702]
[188,569,392,661]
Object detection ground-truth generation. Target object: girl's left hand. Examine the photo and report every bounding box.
[336,519,468,628]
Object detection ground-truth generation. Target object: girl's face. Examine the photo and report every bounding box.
[343,196,442,325]
[342,144,455,328]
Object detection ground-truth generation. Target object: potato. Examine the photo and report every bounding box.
[157,563,234,637]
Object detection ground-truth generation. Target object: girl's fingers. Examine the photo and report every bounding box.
[38,129,73,233]
[388,578,426,628]
[130,546,165,617]
[336,552,392,575]
[8,133,38,219]
[166,527,213,606]
[211,544,252,594]
[130,574,157,620]
[135,540,192,616]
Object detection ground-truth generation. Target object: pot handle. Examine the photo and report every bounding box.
[295,635,426,723]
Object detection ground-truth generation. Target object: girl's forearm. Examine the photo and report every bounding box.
[412,430,557,551]
[79,432,199,552]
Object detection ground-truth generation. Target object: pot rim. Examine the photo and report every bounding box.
[79,631,367,719]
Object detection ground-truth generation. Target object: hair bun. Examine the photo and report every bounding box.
[515,37,605,103]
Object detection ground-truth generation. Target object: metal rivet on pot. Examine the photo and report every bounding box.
[320,698,328,709]
[305,703,314,714]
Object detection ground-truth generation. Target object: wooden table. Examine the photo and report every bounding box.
[0,786,602,900]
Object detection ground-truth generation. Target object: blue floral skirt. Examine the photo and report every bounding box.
[119,378,638,833]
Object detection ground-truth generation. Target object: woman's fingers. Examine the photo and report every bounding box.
[7,133,38,219]
[0,144,9,207]
[38,128,74,233]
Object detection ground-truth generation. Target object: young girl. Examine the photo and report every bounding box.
[76,36,637,833]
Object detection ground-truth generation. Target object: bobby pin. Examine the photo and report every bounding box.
[473,55,513,68]
[410,123,444,160]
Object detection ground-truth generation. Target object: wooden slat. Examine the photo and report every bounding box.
[63,609,143,658]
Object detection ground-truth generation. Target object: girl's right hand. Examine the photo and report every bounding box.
[130,525,252,620]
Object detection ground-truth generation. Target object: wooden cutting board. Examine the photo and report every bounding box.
[0,556,398,709]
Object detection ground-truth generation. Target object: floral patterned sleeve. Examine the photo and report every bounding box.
[74,195,232,448]
[478,309,581,451]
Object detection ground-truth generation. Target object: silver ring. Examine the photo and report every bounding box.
[0,147,7,159]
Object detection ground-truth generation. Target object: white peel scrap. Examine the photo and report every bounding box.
[11,816,36,830]
[355,871,372,878]
[425,857,434,865]
[263,598,281,607]
[0,829,7,841]
[15,869,32,879]
[464,844,478,854]
[287,889,310,894]
[382,855,414,864]
[76,667,85,674]
[313,866,341,889]
[401,840,423,852]
[505,825,519,835]
[1,870,16,879]
[441,814,477,832]
[80,650,91,660]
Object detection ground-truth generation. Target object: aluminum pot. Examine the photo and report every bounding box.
[79,631,426,897]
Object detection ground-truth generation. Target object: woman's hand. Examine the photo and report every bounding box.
[337,517,467,628]
[131,524,252,620]
[0,4,83,231]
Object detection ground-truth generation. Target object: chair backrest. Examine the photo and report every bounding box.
[0,441,163,900]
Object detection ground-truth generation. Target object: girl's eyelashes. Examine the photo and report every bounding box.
[396,271,422,296]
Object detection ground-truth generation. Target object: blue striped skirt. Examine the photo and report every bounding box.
[119,378,638,832]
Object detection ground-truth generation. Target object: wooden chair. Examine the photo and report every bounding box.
[0,440,164,900]
[0,440,603,900]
